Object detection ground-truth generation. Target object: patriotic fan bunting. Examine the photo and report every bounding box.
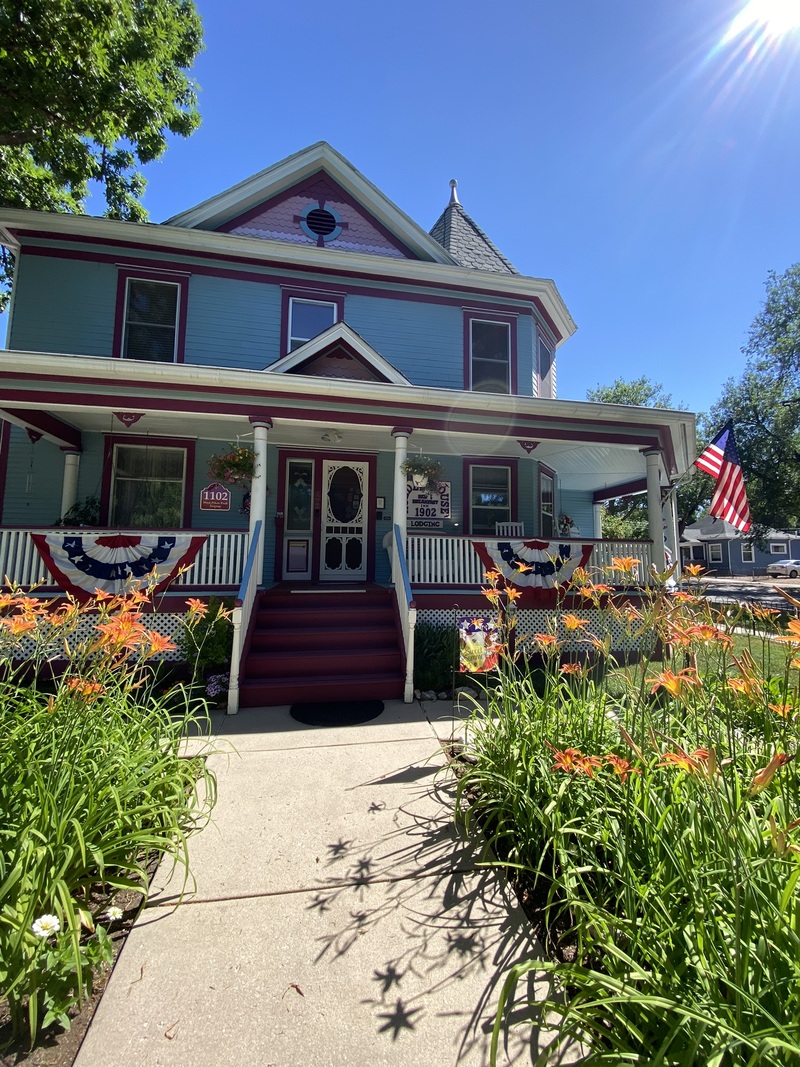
[473,539,593,591]
[32,533,207,601]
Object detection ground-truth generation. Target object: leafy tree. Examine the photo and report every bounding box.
[586,377,710,537]
[712,265,800,531]
[0,0,204,309]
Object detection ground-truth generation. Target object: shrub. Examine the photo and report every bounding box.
[413,621,458,692]
[177,595,234,677]
[0,584,217,1041]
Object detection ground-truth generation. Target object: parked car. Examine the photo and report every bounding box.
[766,559,800,578]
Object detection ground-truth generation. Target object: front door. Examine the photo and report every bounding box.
[281,458,314,580]
[320,460,368,581]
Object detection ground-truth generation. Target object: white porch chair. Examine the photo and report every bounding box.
[495,522,525,537]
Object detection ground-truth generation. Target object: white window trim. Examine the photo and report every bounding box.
[538,336,555,399]
[770,543,787,554]
[123,278,180,363]
[288,297,338,352]
[470,318,511,394]
[741,543,754,563]
[708,542,723,563]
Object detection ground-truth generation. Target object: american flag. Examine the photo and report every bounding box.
[695,422,751,533]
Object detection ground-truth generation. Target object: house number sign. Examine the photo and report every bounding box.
[407,482,451,529]
[200,482,232,512]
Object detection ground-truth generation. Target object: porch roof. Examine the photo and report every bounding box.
[0,349,696,489]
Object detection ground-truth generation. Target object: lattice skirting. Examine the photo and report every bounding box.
[417,608,645,653]
[11,613,185,662]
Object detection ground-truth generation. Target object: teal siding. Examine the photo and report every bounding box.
[345,296,464,388]
[186,275,281,369]
[10,255,116,357]
[558,490,595,540]
[191,440,251,530]
[2,427,66,525]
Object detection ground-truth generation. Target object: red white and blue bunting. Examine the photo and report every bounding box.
[32,533,207,602]
[473,539,593,591]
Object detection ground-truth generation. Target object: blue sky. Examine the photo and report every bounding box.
[11,0,800,418]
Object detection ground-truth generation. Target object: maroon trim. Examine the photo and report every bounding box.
[538,462,556,539]
[279,287,345,356]
[100,434,196,528]
[0,380,672,460]
[462,456,519,535]
[0,408,82,450]
[112,269,189,363]
[0,419,9,524]
[217,170,418,259]
[278,336,398,383]
[593,477,647,503]
[248,414,273,428]
[274,448,377,582]
[391,426,414,436]
[16,241,557,337]
[462,311,518,394]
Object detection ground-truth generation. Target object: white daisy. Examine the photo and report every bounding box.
[32,914,60,939]
[105,905,124,922]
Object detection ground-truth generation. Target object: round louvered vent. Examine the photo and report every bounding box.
[304,208,338,237]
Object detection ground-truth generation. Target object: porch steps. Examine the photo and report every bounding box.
[238,585,405,707]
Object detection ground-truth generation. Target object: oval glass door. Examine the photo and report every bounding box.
[321,461,368,580]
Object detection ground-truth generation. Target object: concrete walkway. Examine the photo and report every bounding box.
[75,700,575,1066]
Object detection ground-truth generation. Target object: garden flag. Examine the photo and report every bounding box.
[694,422,751,533]
[32,532,207,602]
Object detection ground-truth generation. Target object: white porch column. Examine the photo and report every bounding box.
[592,502,604,540]
[391,427,412,585]
[644,449,666,573]
[60,450,81,520]
[248,416,272,583]
[663,487,680,581]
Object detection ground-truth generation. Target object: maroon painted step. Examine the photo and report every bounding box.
[238,585,406,708]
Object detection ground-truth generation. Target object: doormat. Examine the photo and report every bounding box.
[290,700,385,726]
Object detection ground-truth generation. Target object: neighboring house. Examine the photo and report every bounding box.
[0,142,696,707]
[681,517,800,576]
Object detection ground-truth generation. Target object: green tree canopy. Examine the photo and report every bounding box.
[712,264,800,531]
[586,377,709,538]
[0,0,203,307]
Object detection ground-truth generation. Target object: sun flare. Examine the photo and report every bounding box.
[722,0,800,44]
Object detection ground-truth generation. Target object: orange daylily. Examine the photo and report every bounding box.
[650,668,702,699]
[483,570,501,584]
[559,662,583,675]
[66,677,106,700]
[2,615,37,635]
[146,632,178,656]
[769,702,795,719]
[546,742,602,777]
[531,633,558,648]
[656,746,709,773]
[683,563,705,577]
[774,619,800,645]
[514,561,533,574]
[610,556,640,575]
[561,613,589,631]
[750,752,794,794]
[604,754,640,783]
[186,597,209,617]
[505,587,522,602]
[482,588,501,605]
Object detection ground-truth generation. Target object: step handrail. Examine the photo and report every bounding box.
[227,520,262,715]
[393,523,416,703]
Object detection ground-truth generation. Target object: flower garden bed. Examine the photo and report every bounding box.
[453,566,800,1065]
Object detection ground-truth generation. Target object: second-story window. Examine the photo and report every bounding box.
[123,279,180,362]
[538,338,555,399]
[470,319,511,393]
[288,298,337,351]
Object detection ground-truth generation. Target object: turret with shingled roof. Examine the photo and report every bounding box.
[428,179,518,274]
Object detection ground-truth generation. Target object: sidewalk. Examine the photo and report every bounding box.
[74,700,576,1067]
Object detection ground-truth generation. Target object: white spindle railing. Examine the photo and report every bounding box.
[393,524,417,703]
[0,528,248,590]
[406,535,654,586]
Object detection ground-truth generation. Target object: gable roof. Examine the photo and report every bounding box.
[165,142,458,266]
[429,181,518,274]
[264,322,412,385]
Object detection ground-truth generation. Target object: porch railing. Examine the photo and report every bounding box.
[393,524,417,703]
[0,528,249,590]
[227,520,262,715]
[406,535,655,586]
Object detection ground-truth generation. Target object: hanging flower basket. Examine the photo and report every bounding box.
[558,513,575,538]
[207,445,258,490]
[400,455,445,488]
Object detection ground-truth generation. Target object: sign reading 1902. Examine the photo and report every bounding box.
[407,482,451,529]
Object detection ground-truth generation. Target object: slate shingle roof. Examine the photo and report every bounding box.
[429,200,518,275]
